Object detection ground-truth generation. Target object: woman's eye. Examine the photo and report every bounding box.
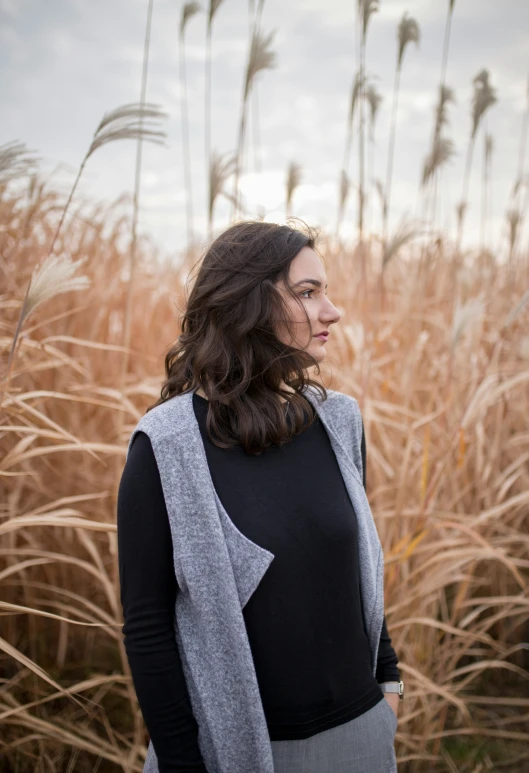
[300,289,314,299]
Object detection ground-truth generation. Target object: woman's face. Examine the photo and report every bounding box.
[275,246,341,363]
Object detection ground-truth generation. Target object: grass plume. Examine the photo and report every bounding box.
[0,254,91,411]
[383,12,421,245]
[0,141,39,186]
[286,161,303,217]
[397,11,421,69]
[208,149,237,238]
[422,136,455,187]
[231,26,277,219]
[48,102,167,259]
[457,69,497,247]
[180,1,201,36]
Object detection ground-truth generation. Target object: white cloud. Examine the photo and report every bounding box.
[0,0,19,19]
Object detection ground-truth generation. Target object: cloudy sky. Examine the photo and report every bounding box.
[1,0,528,261]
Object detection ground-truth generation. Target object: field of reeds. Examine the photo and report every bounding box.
[2,0,529,771]
[2,163,529,772]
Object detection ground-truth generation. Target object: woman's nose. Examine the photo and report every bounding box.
[321,299,341,324]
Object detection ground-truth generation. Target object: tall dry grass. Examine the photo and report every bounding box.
[1,171,529,773]
[382,10,420,247]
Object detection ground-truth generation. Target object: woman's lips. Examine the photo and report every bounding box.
[314,333,329,340]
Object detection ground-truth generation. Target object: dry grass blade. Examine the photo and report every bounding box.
[397,12,421,68]
[0,601,118,630]
[1,710,136,768]
[12,573,118,626]
[0,140,39,185]
[180,1,202,36]
[451,295,486,352]
[0,548,113,589]
[1,439,122,473]
[0,513,115,536]
[0,674,129,720]
[0,637,87,712]
[504,288,529,328]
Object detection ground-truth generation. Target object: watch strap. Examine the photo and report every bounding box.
[379,680,404,699]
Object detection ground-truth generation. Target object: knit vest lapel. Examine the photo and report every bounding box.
[303,387,384,672]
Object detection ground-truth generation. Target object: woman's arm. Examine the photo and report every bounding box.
[117,431,208,773]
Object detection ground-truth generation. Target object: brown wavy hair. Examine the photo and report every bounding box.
[146,219,329,455]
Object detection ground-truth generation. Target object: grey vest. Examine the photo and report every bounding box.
[126,385,384,773]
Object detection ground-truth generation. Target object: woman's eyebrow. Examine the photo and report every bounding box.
[293,279,328,289]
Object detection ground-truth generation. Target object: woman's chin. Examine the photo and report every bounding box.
[309,344,326,362]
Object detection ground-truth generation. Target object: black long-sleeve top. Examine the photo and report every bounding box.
[117,393,400,772]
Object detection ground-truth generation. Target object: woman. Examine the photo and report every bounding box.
[117,220,402,773]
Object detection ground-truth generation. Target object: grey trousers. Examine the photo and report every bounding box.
[270,697,398,773]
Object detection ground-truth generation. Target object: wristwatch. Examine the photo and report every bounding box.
[379,680,404,700]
